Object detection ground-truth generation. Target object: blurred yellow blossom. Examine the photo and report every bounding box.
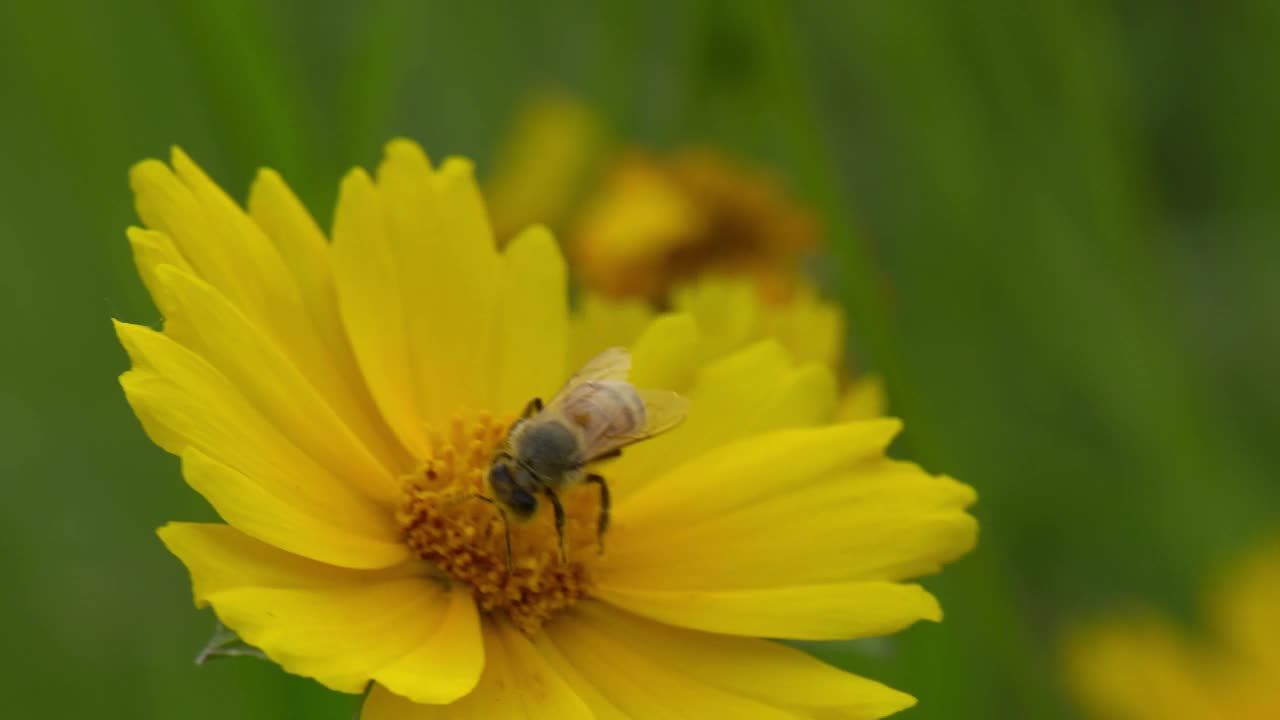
[492,94,882,417]
[1065,537,1280,720]
[486,92,607,243]
[570,149,818,303]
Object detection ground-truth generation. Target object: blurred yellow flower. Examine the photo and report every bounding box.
[571,149,819,303]
[486,97,818,305]
[117,139,975,718]
[1065,538,1280,720]
[489,93,881,421]
[486,93,607,243]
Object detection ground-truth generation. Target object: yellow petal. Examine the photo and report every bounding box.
[605,460,977,589]
[560,602,917,717]
[371,587,485,703]
[836,375,887,421]
[533,633,629,720]
[129,156,403,473]
[615,420,902,530]
[657,341,833,457]
[331,167,430,458]
[758,283,844,369]
[598,427,974,643]
[247,168,407,471]
[375,140,500,423]
[567,294,655,372]
[1209,536,1280,676]
[548,606,805,719]
[626,311,701,390]
[116,321,404,568]
[759,363,839,429]
[246,168,335,319]
[432,155,495,261]
[180,448,407,569]
[131,155,250,309]
[1063,614,1220,720]
[676,339,794,443]
[610,340,836,503]
[159,523,473,695]
[362,618,591,720]
[155,265,398,504]
[133,150,361,436]
[126,227,193,339]
[670,280,762,363]
[492,225,568,415]
[595,581,941,640]
[486,92,605,241]
[812,708,912,720]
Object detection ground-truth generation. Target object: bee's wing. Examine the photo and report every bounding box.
[540,347,687,461]
[555,381,686,458]
[626,389,690,441]
[539,345,632,424]
[560,347,631,390]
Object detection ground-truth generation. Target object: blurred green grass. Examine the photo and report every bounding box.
[1,1,1277,718]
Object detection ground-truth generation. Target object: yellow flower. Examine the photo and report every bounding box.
[118,139,976,718]
[571,278,886,421]
[1065,538,1280,720]
[570,149,819,304]
[486,92,606,243]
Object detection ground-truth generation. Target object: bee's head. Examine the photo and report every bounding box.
[487,462,538,519]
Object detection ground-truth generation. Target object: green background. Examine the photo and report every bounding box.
[2,1,1277,718]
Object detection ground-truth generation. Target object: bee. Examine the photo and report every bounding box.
[481,347,688,570]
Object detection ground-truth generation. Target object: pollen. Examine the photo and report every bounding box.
[397,412,603,637]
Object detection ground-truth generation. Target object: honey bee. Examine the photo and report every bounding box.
[481,347,688,569]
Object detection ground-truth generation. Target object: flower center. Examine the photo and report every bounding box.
[397,412,601,637]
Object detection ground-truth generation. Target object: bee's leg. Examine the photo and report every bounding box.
[520,397,544,419]
[543,488,568,564]
[584,474,611,555]
[471,494,514,573]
